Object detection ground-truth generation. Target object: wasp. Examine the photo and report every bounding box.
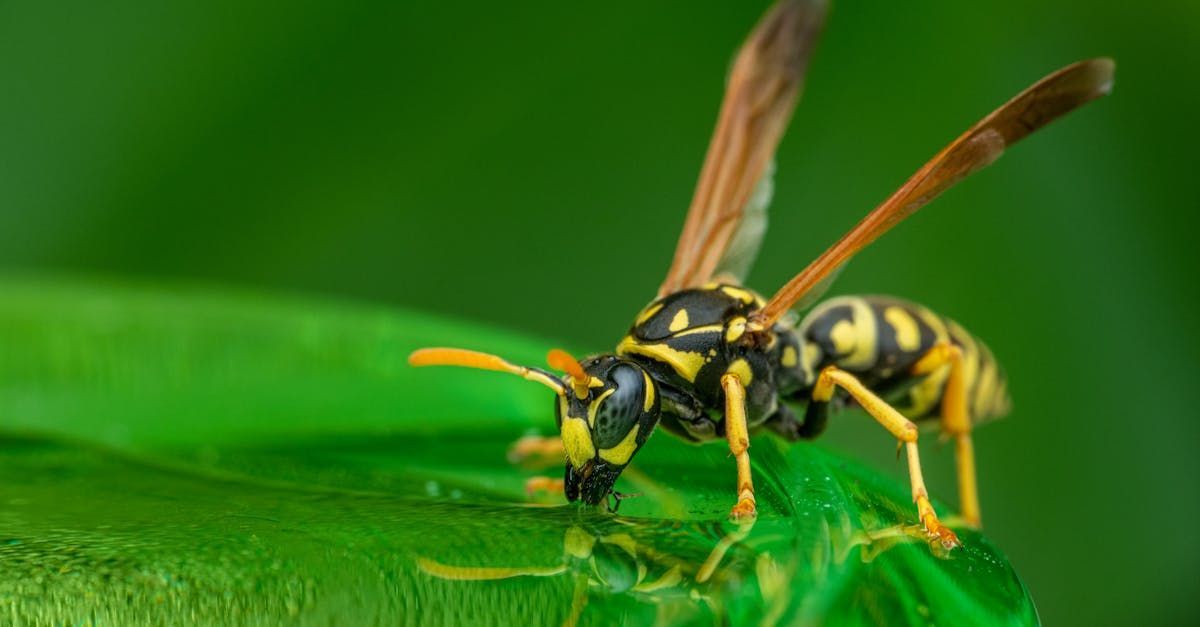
[409,0,1113,548]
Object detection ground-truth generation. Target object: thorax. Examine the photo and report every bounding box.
[615,284,805,429]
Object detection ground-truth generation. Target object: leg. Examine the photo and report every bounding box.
[912,342,981,527]
[508,434,564,468]
[721,374,757,521]
[761,401,827,441]
[813,366,960,548]
[525,476,565,496]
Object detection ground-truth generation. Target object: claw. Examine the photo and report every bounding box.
[924,519,961,549]
[915,495,961,550]
[729,498,757,522]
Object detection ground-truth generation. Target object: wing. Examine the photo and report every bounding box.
[657,0,826,297]
[755,58,1115,326]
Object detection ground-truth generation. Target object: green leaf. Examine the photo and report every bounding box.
[0,279,1036,625]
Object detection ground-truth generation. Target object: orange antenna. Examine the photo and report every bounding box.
[408,347,565,395]
[547,348,590,399]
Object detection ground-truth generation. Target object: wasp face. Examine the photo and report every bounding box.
[556,355,660,505]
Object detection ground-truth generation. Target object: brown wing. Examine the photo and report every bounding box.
[657,0,826,297]
[755,58,1115,326]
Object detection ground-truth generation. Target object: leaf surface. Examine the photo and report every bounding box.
[0,279,1036,625]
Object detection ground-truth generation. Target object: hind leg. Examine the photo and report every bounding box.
[912,342,981,527]
[813,366,960,549]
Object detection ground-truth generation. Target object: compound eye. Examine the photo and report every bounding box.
[591,365,644,449]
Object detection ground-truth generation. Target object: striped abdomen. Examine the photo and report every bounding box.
[795,296,1011,424]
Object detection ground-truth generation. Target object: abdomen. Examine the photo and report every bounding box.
[796,295,1011,424]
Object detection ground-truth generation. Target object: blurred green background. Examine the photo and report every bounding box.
[1,0,1197,624]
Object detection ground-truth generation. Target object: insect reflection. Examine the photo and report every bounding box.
[418,513,947,626]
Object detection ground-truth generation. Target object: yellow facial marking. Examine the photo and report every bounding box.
[781,345,798,368]
[598,424,640,465]
[586,388,615,427]
[642,370,655,412]
[564,526,596,559]
[561,418,595,468]
[635,302,664,327]
[669,308,690,333]
[725,316,747,343]
[830,320,856,355]
[884,306,921,352]
[617,337,705,383]
[726,358,753,385]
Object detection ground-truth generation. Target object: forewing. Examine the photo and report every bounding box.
[711,160,774,283]
[658,0,826,296]
[757,58,1115,325]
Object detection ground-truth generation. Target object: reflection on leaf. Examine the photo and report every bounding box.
[0,280,1037,625]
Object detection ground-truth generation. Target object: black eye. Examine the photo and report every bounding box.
[591,365,644,449]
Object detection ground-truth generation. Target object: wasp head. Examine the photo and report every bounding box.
[555,355,661,506]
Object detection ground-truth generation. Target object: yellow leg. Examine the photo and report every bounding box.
[525,476,565,496]
[721,374,757,522]
[814,366,960,548]
[508,435,565,468]
[912,343,981,528]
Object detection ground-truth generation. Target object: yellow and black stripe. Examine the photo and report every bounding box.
[794,295,1010,424]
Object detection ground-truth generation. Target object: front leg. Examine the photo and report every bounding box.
[720,373,757,522]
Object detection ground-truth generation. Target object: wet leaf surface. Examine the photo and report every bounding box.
[0,280,1037,625]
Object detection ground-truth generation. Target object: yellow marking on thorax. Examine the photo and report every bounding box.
[671,324,725,338]
[720,286,758,305]
[642,370,656,411]
[726,358,753,385]
[617,336,706,383]
[635,302,664,327]
[586,388,615,427]
[669,309,690,332]
[883,306,922,352]
[561,418,595,468]
[781,345,798,368]
[598,424,640,465]
[726,316,747,343]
